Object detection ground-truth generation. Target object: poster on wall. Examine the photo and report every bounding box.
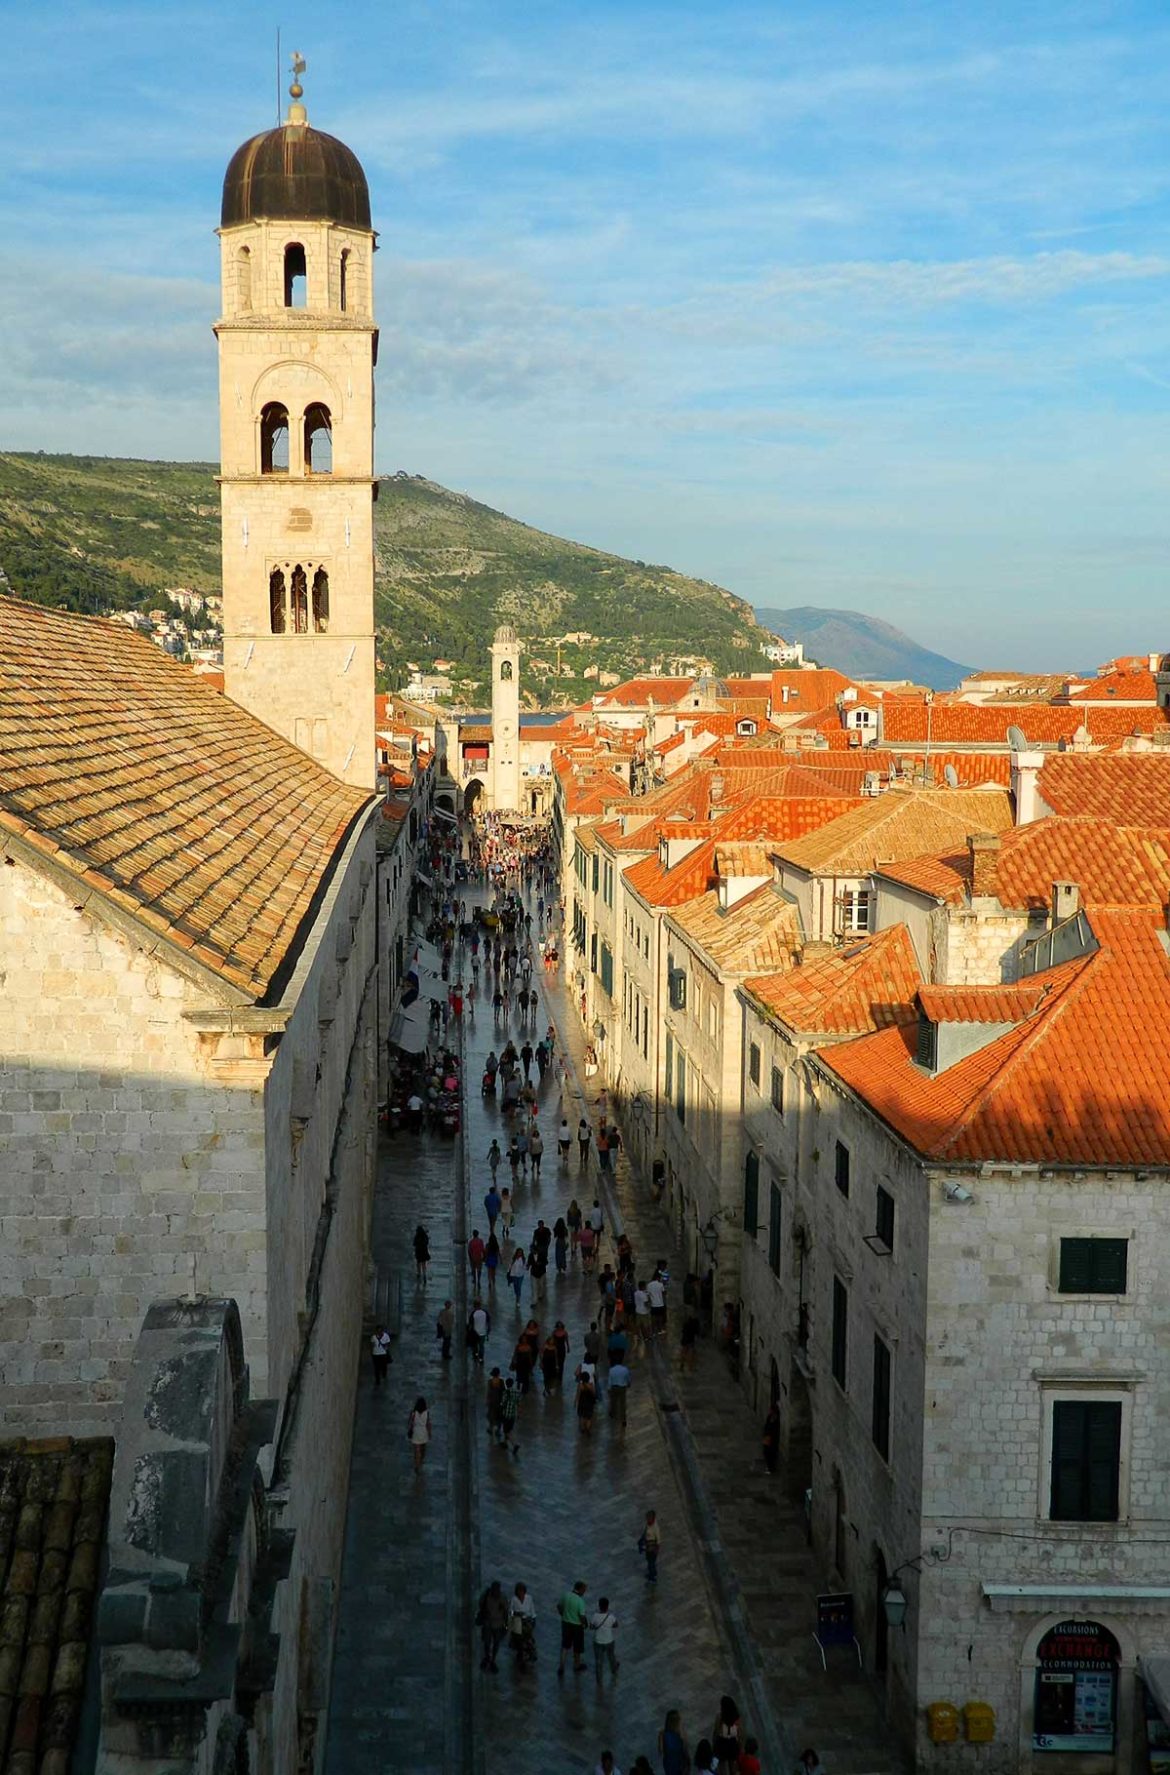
[1034,1621,1119,1754]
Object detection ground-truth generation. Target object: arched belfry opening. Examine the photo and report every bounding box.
[339,250,349,313]
[312,567,329,632]
[304,405,332,474]
[269,569,287,634]
[260,404,289,475]
[284,243,307,308]
[290,565,309,634]
[237,245,252,311]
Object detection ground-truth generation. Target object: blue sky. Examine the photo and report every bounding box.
[7,1,1170,668]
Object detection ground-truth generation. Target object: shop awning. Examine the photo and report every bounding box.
[389,1001,430,1054]
[1141,1657,1170,1725]
[433,806,458,823]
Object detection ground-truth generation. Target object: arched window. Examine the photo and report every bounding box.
[304,404,333,475]
[237,245,252,312]
[260,403,289,474]
[500,660,514,681]
[312,567,330,633]
[284,242,307,308]
[339,249,349,313]
[291,565,308,634]
[269,568,287,634]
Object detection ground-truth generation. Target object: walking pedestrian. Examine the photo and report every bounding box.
[413,1224,430,1283]
[693,1742,716,1774]
[553,1319,570,1383]
[435,1300,454,1361]
[477,1579,509,1671]
[485,1231,501,1292]
[498,1376,520,1454]
[594,1753,620,1775]
[511,1332,536,1396]
[796,1748,824,1775]
[738,1736,762,1775]
[370,1323,392,1385]
[579,1220,596,1273]
[711,1697,742,1773]
[646,1271,667,1338]
[540,1335,559,1394]
[486,1366,505,1441]
[597,1124,611,1173]
[468,1229,486,1290]
[407,1396,432,1473]
[589,1596,620,1680]
[484,1181,502,1229]
[583,1320,602,1366]
[638,1509,660,1582]
[566,1196,582,1257]
[556,1580,589,1674]
[469,1297,490,1364]
[499,1186,514,1233]
[608,1357,630,1430]
[553,1215,568,1273]
[634,1280,652,1352]
[558,1118,572,1162]
[516,1125,529,1177]
[575,1370,597,1435]
[507,1582,536,1663]
[680,1310,700,1372]
[529,1124,544,1179]
[507,1247,526,1306]
[659,1710,690,1775]
[527,1244,547,1305]
[589,1198,604,1245]
[578,1118,592,1167]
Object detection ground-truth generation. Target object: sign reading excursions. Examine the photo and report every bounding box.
[1034,1620,1119,1754]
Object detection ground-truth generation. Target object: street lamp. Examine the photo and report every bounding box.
[881,1583,908,1628]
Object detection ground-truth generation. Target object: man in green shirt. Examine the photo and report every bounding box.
[556,1580,589,1674]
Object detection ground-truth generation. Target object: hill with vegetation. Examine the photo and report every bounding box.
[0,453,774,702]
[755,603,973,691]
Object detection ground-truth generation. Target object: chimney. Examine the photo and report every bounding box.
[1051,879,1081,924]
[968,832,1001,898]
[1010,748,1046,826]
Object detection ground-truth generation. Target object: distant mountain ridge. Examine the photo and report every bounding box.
[0,453,773,702]
[755,604,973,692]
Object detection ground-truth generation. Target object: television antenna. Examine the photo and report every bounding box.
[1007,725,1028,751]
[944,763,959,788]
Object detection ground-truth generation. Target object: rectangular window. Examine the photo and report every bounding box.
[840,888,872,934]
[600,942,614,997]
[749,1042,761,1086]
[770,1065,784,1115]
[590,932,598,975]
[744,1151,759,1237]
[1050,1400,1122,1522]
[1059,1238,1128,1295]
[642,1006,648,1059]
[872,1335,892,1461]
[875,1186,895,1252]
[768,1182,782,1276]
[603,860,614,907]
[834,1140,850,1198]
[676,1049,686,1125]
[592,854,599,892]
[664,1030,673,1099]
[831,1277,848,1389]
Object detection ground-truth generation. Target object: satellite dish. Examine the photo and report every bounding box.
[1007,725,1028,751]
[944,763,959,788]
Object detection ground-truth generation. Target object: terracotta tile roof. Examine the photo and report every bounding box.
[990,817,1170,911]
[714,841,773,876]
[770,668,857,708]
[596,676,694,708]
[880,700,1170,746]
[1037,753,1170,823]
[1066,669,1157,703]
[0,1436,114,1773]
[720,749,1012,789]
[0,599,370,1000]
[773,787,1013,874]
[917,981,1050,1023]
[460,724,492,744]
[875,851,969,904]
[625,795,852,907]
[824,910,1170,1165]
[743,925,921,1038]
[670,883,801,972]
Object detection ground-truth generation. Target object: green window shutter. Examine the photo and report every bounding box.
[1050,1401,1121,1521]
[872,1336,891,1460]
[744,1152,759,1236]
[1059,1239,1128,1293]
[768,1183,782,1276]
[664,1030,673,1098]
[831,1278,848,1389]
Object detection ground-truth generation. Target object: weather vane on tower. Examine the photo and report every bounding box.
[288,50,307,125]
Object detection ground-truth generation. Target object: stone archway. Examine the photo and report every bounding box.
[463,778,484,817]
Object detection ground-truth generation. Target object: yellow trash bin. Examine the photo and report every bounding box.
[927,1702,961,1744]
[963,1702,995,1744]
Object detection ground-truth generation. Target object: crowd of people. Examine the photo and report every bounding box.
[376,815,796,1774]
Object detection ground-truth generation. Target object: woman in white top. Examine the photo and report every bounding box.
[507,1248,527,1306]
[408,1395,432,1472]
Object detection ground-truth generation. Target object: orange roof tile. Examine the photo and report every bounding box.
[917,981,1050,1023]
[770,668,857,708]
[0,598,371,1000]
[774,787,1013,874]
[1066,669,1157,703]
[625,795,854,907]
[875,851,969,904]
[743,925,921,1038]
[1037,752,1170,823]
[596,676,694,707]
[880,701,1169,746]
[824,911,1170,1165]
[989,817,1170,911]
[670,883,801,972]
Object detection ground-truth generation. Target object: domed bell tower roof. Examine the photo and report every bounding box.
[221,52,371,232]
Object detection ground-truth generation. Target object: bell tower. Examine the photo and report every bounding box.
[216,55,376,789]
[490,624,521,812]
